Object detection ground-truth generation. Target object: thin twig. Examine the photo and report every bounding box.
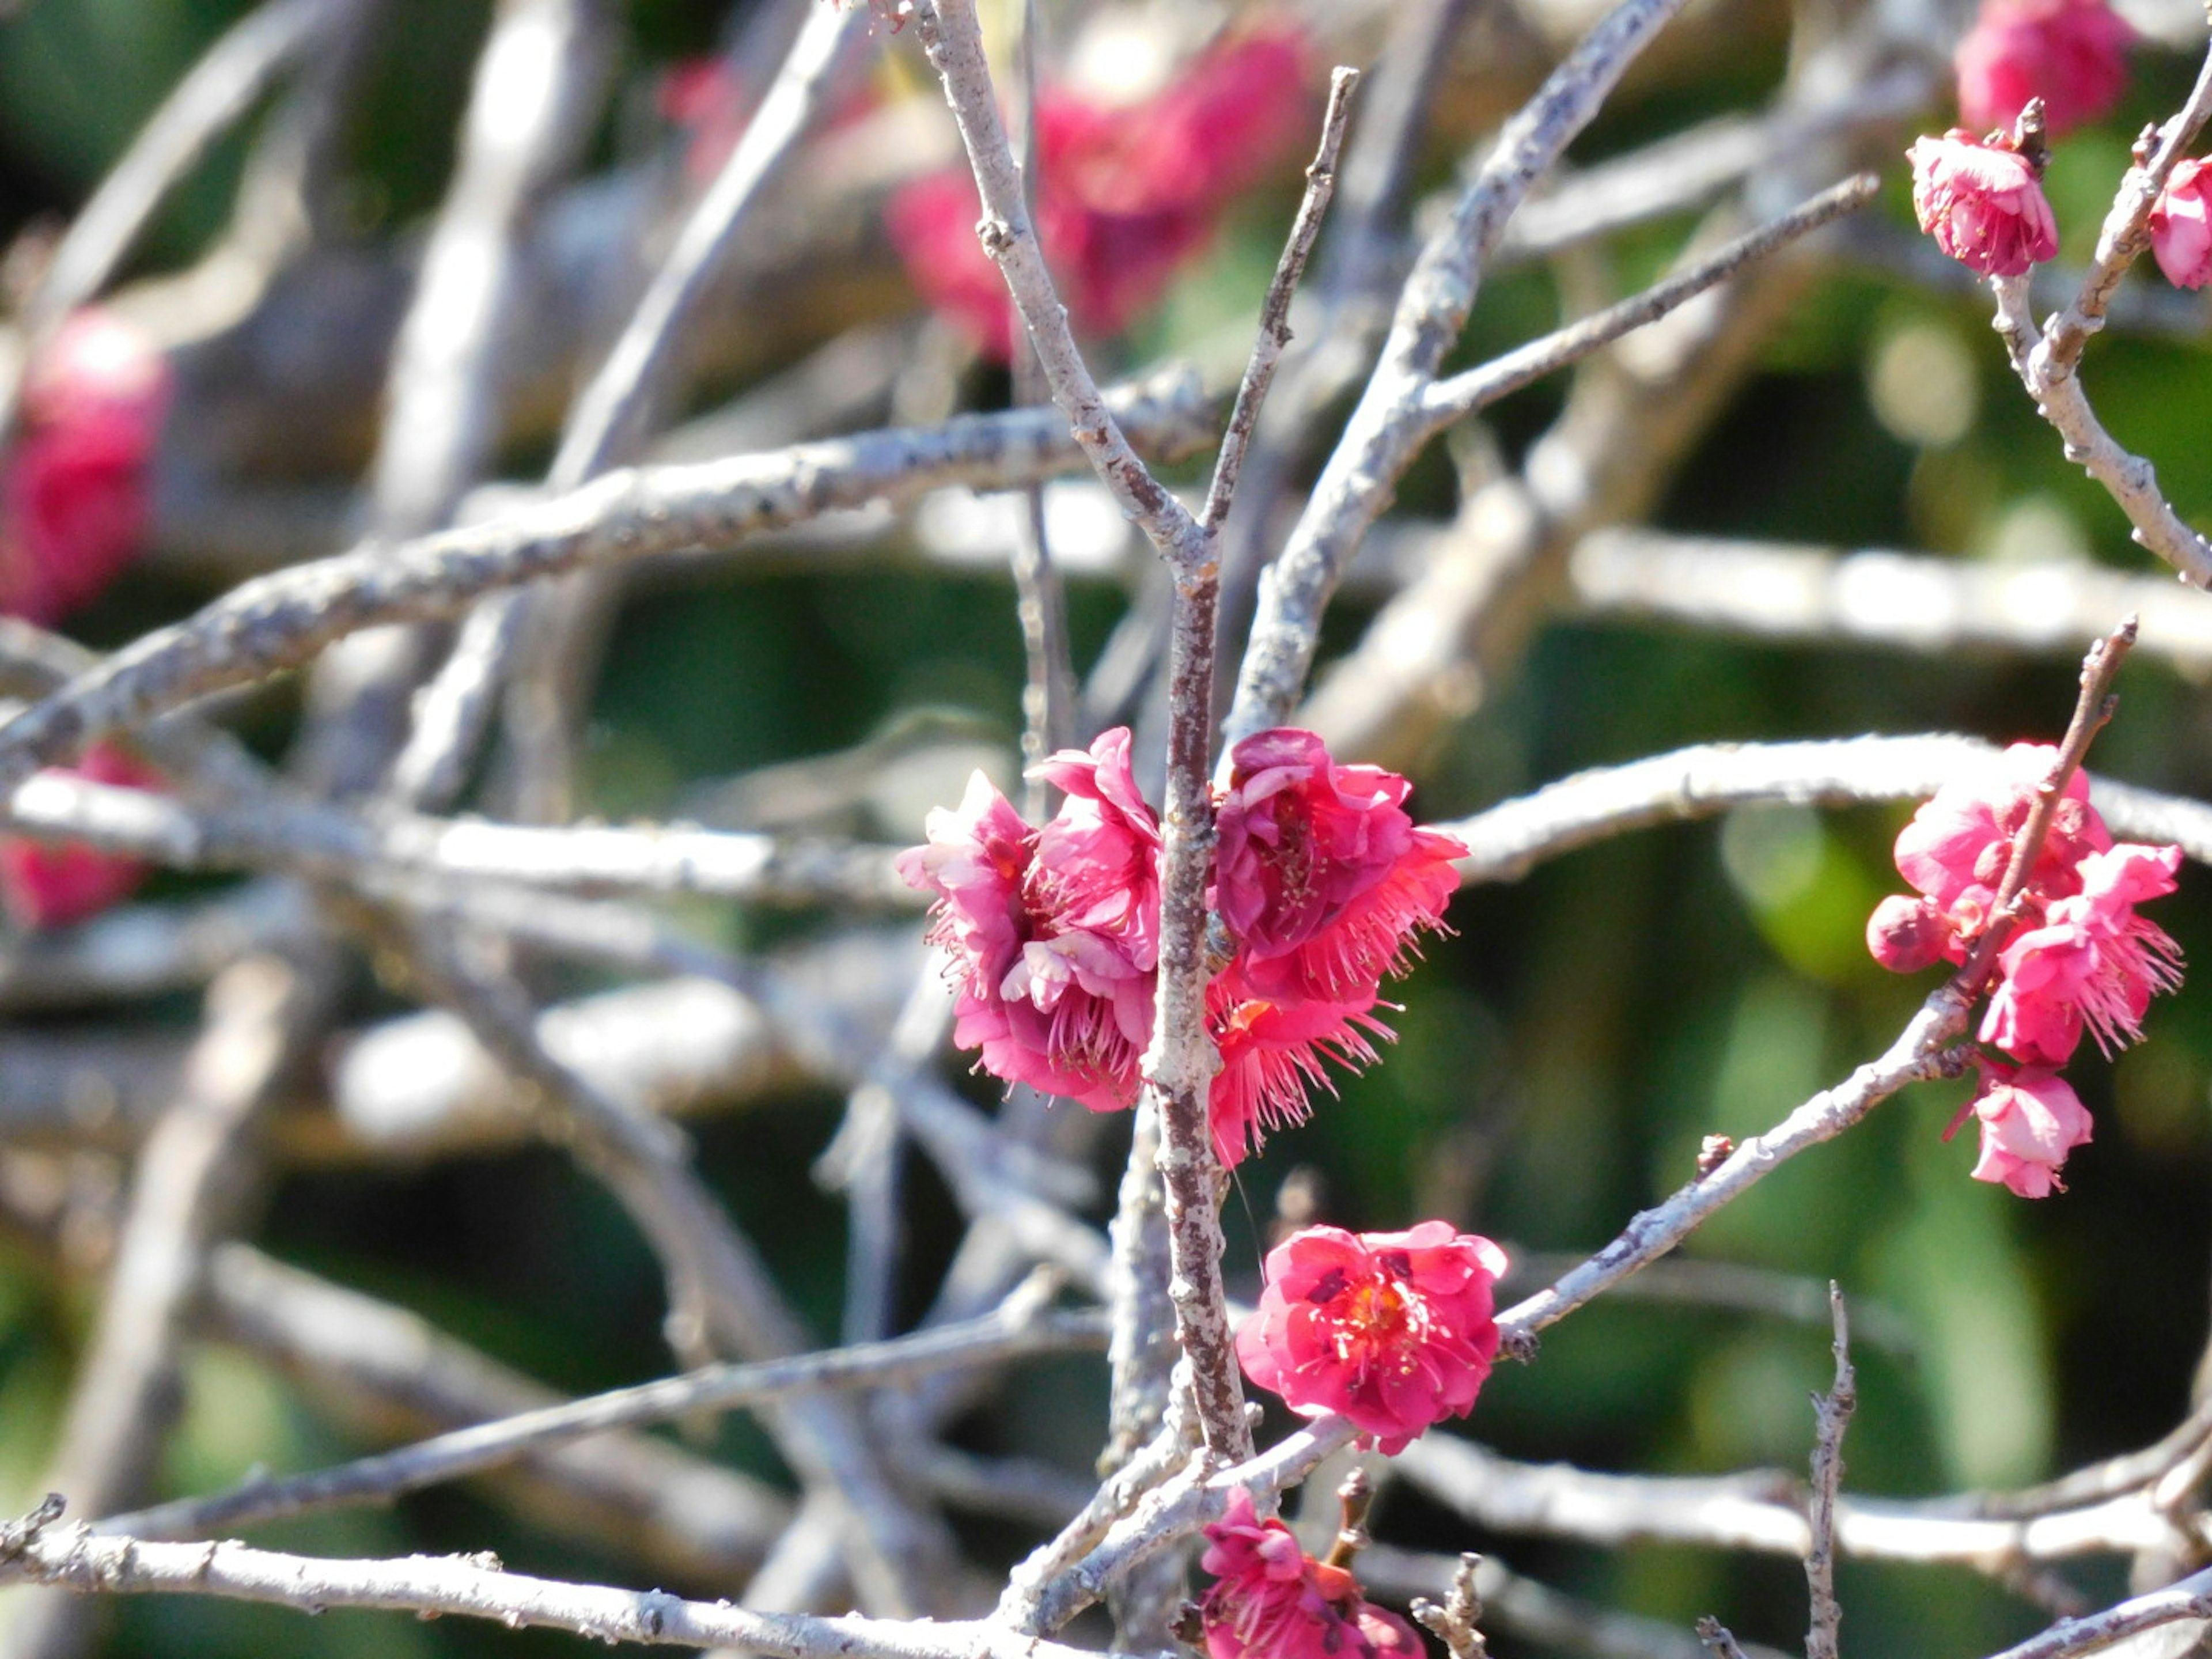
[1421,173,1878,426]
[102,1284,1101,1541]
[1411,1554,1490,1659]
[1202,67,1361,536]
[1696,1615,1753,1659]
[0,1505,1102,1659]
[1804,1285,1855,1659]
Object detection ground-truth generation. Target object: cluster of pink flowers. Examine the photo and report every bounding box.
[1866,743,2184,1196]
[1198,1488,1420,1659]
[1236,1221,1507,1454]
[0,310,171,931]
[888,26,1312,361]
[897,726,1465,1166]
[1910,0,2212,290]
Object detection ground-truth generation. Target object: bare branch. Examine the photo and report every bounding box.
[1804,1286,1855,1659]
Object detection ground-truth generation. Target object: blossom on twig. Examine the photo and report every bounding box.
[1964,1059,2093,1197]
[1867,743,2183,1194]
[899,727,1464,1163]
[1198,1487,1422,1659]
[1235,1222,1507,1455]
[1953,0,2131,138]
[2150,157,2212,289]
[1907,128,2060,278]
[895,728,1159,1110]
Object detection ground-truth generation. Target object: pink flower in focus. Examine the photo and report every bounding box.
[1980,840,2184,1063]
[2150,157,2212,289]
[1908,130,2061,278]
[1,309,171,626]
[1968,1060,2093,1196]
[1213,727,1466,1004]
[1236,1221,1506,1455]
[1207,967,1390,1169]
[1881,742,2108,966]
[1199,1488,1421,1659]
[0,743,164,929]
[887,27,1312,361]
[896,728,1160,1111]
[1955,0,2132,137]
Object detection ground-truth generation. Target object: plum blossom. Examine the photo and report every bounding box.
[1,309,171,627]
[1236,1221,1506,1455]
[1870,742,2108,971]
[1907,129,2061,278]
[1980,842,2184,1063]
[0,743,164,930]
[1213,727,1467,1004]
[2150,157,2212,290]
[1954,0,2132,137]
[896,728,1159,1111]
[1967,1060,2093,1197]
[1198,1487,1422,1659]
[887,27,1311,360]
[1207,968,1389,1169]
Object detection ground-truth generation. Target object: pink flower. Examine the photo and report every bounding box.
[1876,742,2108,969]
[2151,157,2212,290]
[1199,1488,1422,1659]
[0,743,164,929]
[1980,840,2183,1063]
[1908,130,2061,278]
[1236,1221,1507,1455]
[1207,967,1390,1169]
[896,728,1160,1110]
[1967,1060,2093,1197]
[1955,0,2132,137]
[1,309,171,626]
[888,28,1312,361]
[1213,728,1465,1005]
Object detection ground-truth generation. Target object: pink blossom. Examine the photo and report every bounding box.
[0,743,163,929]
[1908,130,2062,278]
[1955,0,2132,137]
[1198,1488,1421,1659]
[2150,157,2212,290]
[896,729,1159,1111]
[1980,841,2184,1063]
[1866,893,1955,974]
[887,28,1312,361]
[1878,742,2108,967]
[1968,1060,2093,1197]
[1,309,171,626]
[1207,967,1390,1169]
[1213,727,1466,1004]
[1236,1221,1507,1455]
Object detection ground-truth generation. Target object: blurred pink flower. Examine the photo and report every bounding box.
[2150,157,2212,289]
[1981,841,2184,1063]
[1235,1221,1506,1455]
[1206,967,1389,1169]
[1198,1488,1422,1659]
[888,25,1312,361]
[1968,1060,2093,1196]
[1908,129,2061,277]
[896,728,1160,1111]
[1213,726,1465,1005]
[0,743,163,930]
[1955,0,2131,137]
[1,309,171,626]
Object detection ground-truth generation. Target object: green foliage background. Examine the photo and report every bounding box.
[0,1,2208,1656]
